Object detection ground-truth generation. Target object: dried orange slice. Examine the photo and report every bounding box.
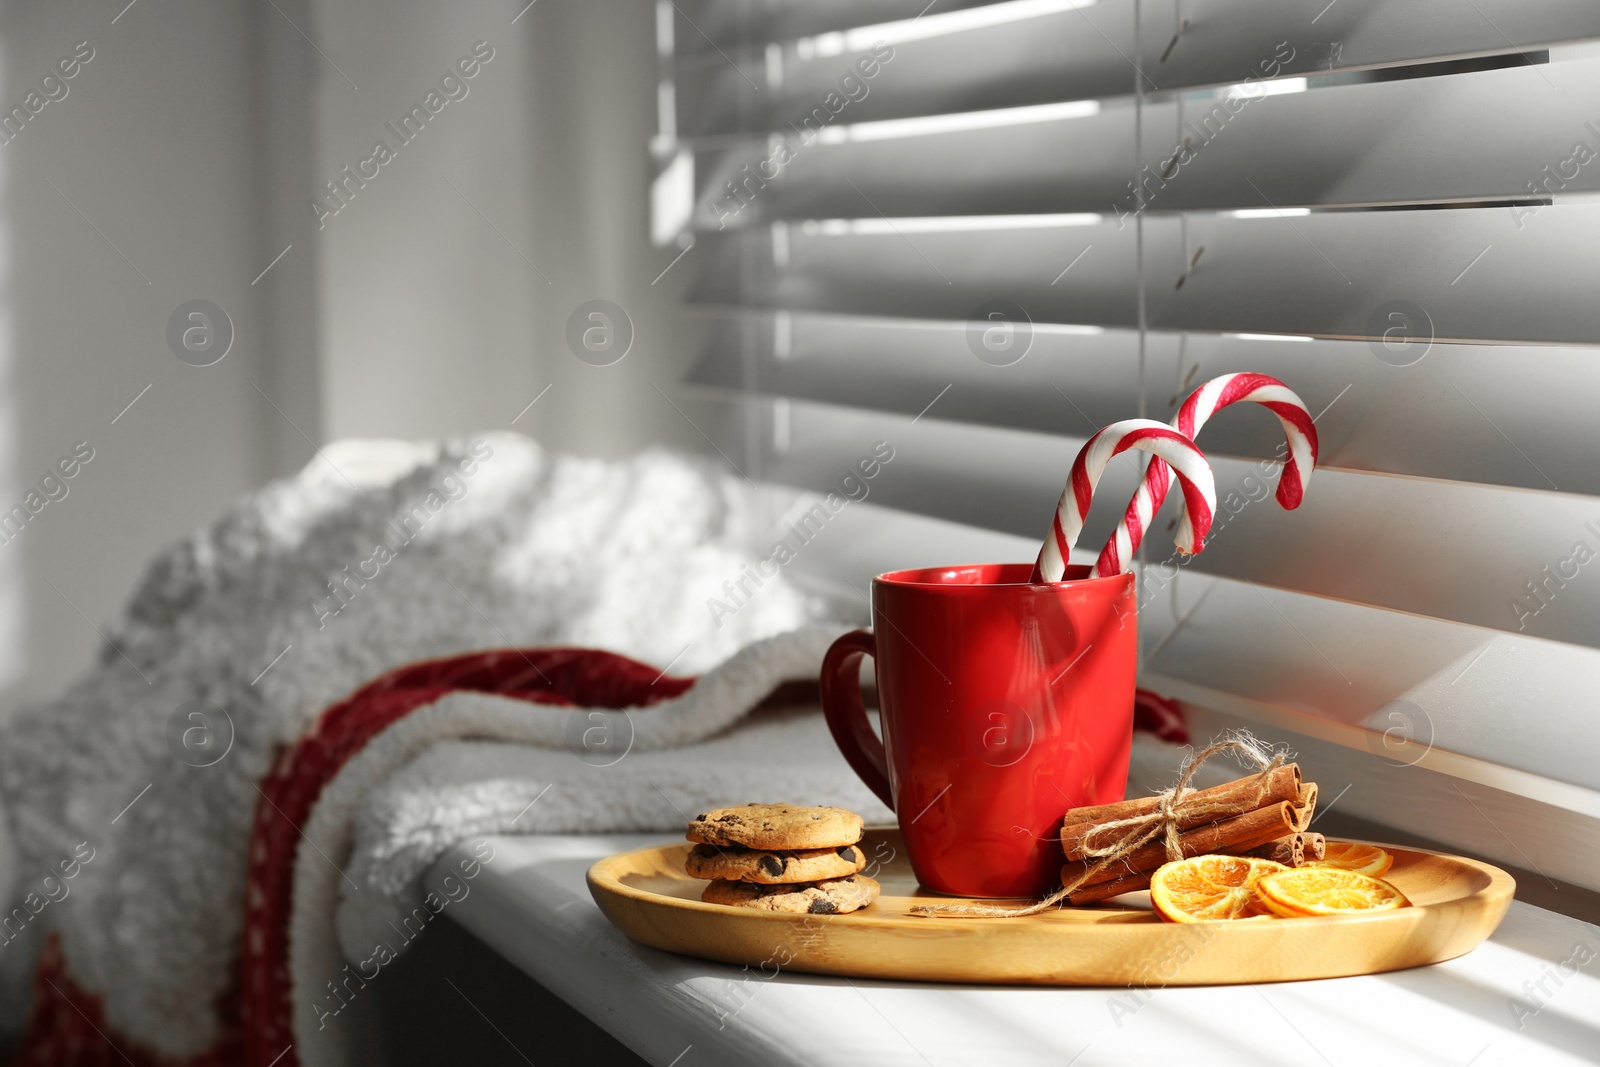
[1257,867,1409,917]
[1149,855,1288,922]
[1312,842,1393,878]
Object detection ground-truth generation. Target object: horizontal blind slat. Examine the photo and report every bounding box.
[687,313,1600,496]
[1159,206,1598,344]
[1148,0,1600,91]
[680,0,1600,60]
[676,5,1134,137]
[674,0,1009,55]
[694,57,1600,221]
[688,219,1139,323]
[693,106,1139,224]
[676,0,1600,139]
[688,205,1600,345]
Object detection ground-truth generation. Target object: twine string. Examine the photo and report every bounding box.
[908,732,1286,919]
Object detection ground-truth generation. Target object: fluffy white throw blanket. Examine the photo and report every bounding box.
[0,433,862,1057]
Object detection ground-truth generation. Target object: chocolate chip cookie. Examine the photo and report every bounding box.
[700,874,881,915]
[685,843,866,884]
[686,803,864,851]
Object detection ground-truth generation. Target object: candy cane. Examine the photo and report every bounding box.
[1032,419,1217,583]
[1094,373,1318,577]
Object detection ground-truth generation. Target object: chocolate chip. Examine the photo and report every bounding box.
[716,814,740,823]
[808,899,838,914]
[693,814,707,822]
[759,855,785,877]
[837,846,856,860]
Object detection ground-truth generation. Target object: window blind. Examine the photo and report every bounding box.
[656,0,1600,895]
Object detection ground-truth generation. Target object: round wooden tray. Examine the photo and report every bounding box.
[587,829,1515,986]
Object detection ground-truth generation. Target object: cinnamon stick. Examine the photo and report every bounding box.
[1242,832,1327,867]
[1063,830,1328,906]
[1245,834,1302,867]
[1060,786,1316,889]
[1064,870,1150,905]
[1061,765,1302,858]
[1292,782,1316,829]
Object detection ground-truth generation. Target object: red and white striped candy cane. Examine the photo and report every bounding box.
[1032,419,1217,583]
[1093,373,1318,577]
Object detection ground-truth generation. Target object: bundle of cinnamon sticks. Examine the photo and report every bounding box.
[1060,763,1324,904]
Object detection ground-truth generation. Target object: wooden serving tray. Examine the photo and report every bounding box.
[588,829,1515,986]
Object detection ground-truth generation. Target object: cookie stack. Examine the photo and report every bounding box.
[686,803,880,915]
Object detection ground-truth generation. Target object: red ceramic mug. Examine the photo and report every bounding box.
[820,563,1137,897]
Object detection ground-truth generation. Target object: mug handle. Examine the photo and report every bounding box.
[819,629,894,810]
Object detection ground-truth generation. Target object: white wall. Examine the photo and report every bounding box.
[0,0,322,704]
[313,0,711,461]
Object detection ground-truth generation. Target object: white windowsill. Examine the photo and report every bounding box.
[431,834,1600,1067]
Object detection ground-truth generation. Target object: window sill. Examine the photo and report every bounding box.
[432,834,1600,1067]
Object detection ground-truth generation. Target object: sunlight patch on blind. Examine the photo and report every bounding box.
[796,0,1100,59]
[815,99,1102,144]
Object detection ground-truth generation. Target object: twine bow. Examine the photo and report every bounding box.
[909,732,1287,919]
